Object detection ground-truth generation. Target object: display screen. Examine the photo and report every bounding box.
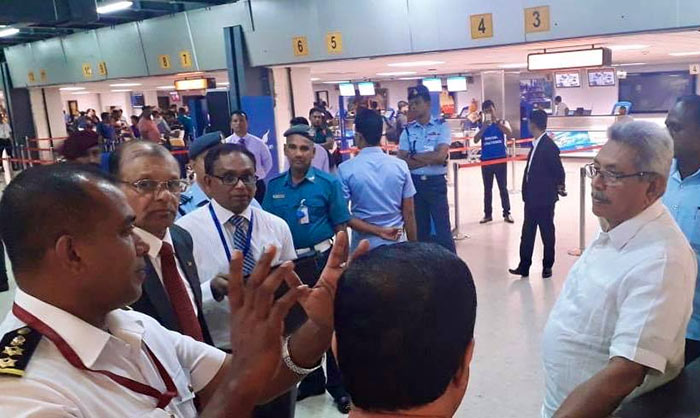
[422,78,442,92]
[339,83,356,96]
[169,91,180,102]
[619,71,696,113]
[447,76,467,92]
[358,82,375,96]
[131,92,145,107]
[555,72,580,88]
[588,69,616,86]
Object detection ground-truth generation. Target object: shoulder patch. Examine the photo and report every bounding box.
[0,326,41,377]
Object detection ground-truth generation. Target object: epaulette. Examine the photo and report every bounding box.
[436,118,446,124]
[0,326,41,377]
[180,192,193,205]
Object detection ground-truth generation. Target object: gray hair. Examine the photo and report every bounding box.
[607,121,673,179]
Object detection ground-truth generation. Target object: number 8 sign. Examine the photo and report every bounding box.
[292,36,309,57]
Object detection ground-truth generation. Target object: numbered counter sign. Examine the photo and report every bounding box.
[98,61,108,76]
[326,32,343,54]
[82,63,93,78]
[293,36,309,57]
[470,13,493,39]
[159,54,171,69]
[179,50,192,68]
[525,6,550,33]
[39,69,47,82]
[27,72,35,83]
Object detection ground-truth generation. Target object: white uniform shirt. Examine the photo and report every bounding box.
[553,102,569,116]
[134,227,198,314]
[541,201,697,417]
[176,199,296,348]
[0,289,226,417]
[0,122,11,139]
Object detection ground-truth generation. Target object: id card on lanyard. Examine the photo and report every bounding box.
[208,203,254,261]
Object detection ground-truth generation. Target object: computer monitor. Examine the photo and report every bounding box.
[447,76,467,92]
[339,83,356,97]
[358,82,375,96]
[422,78,442,92]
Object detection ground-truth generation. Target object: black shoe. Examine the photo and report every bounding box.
[508,268,529,278]
[334,395,352,414]
[479,216,493,224]
[504,215,514,223]
[542,268,553,278]
[296,387,325,402]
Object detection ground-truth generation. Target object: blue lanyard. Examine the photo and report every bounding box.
[208,203,254,261]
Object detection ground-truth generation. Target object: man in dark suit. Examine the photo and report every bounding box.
[510,110,565,279]
[110,140,212,344]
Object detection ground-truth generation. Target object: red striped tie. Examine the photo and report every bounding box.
[159,242,204,341]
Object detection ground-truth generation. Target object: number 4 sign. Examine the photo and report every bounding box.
[470,13,493,39]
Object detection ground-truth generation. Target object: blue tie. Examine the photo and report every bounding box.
[229,215,256,275]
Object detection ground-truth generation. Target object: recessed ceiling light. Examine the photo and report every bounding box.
[109,82,141,87]
[111,89,132,92]
[0,28,20,38]
[59,87,85,91]
[310,77,321,81]
[387,60,445,67]
[611,62,647,66]
[71,91,92,95]
[219,82,230,86]
[322,80,350,84]
[96,1,133,14]
[376,71,417,76]
[607,44,649,51]
[398,76,424,80]
[157,85,176,90]
[669,51,700,57]
[499,63,528,69]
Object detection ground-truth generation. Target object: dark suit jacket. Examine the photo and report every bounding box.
[522,134,565,208]
[131,224,213,345]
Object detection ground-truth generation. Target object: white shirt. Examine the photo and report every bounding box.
[134,227,198,314]
[541,201,697,418]
[0,289,226,417]
[554,102,569,116]
[175,199,296,348]
[526,132,546,177]
[223,132,274,179]
[0,122,11,139]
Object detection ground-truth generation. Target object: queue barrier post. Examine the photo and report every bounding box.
[451,161,469,241]
[509,138,520,194]
[567,165,587,257]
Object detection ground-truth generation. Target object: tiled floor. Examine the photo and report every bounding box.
[0,158,600,418]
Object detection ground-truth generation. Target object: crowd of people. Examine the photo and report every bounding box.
[0,87,698,418]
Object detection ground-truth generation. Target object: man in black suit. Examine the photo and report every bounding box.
[110,141,212,344]
[510,110,565,279]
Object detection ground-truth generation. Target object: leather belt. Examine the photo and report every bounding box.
[296,238,332,256]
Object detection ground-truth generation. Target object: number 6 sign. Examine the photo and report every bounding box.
[292,36,309,57]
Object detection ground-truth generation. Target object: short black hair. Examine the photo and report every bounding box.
[290,116,309,126]
[309,107,325,117]
[482,99,495,111]
[108,140,175,177]
[204,143,257,176]
[178,107,186,114]
[555,95,562,102]
[0,164,117,274]
[354,108,383,146]
[335,242,477,412]
[529,109,548,131]
[231,110,248,120]
[100,112,110,121]
[675,95,700,126]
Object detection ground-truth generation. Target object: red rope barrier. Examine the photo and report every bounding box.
[456,144,603,169]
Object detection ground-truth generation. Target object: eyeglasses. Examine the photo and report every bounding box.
[125,179,189,194]
[583,163,655,185]
[210,173,257,187]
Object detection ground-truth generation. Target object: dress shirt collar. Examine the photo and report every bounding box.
[414,116,438,127]
[211,197,253,224]
[601,200,665,250]
[669,158,700,183]
[358,146,383,156]
[284,166,317,187]
[533,132,546,147]
[134,227,173,259]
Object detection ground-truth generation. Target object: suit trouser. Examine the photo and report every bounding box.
[481,163,511,218]
[412,174,456,253]
[517,203,556,271]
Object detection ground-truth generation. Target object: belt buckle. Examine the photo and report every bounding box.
[421,175,428,181]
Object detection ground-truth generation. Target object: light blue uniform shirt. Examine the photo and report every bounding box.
[399,116,451,176]
[662,158,700,340]
[338,147,416,250]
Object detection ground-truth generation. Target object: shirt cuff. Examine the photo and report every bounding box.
[609,344,667,374]
[200,279,226,305]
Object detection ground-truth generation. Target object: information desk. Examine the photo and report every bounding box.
[615,357,700,418]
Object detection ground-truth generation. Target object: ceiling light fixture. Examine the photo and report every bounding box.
[376,71,417,76]
[607,44,649,51]
[109,82,141,87]
[111,89,132,92]
[156,85,176,90]
[499,63,528,69]
[310,77,321,81]
[387,60,445,68]
[59,87,85,91]
[669,51,700,57]
[96,1,133,14]
[71,91,92,95]
[397,76,424,80]
[0,28,20,38]
[322,80,350,84]
[611,62,647,67]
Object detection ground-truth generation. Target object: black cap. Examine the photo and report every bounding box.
[409,85,431,102]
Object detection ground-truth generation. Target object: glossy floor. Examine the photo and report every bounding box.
[0,158,601,418]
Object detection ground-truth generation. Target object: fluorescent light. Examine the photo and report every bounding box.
[611,62,647,67]
[111,89,132,92]
[398,76,424,80]
[96,1,133,14]
[157,85,176,90]
[0,28,20,38]
[669,51,700,57]
[607,44,648,51]
[71,91,92,95]
[387,60,445,67]
[59,87,85,91]
[528,48,611,71]
[499,63,527,69]
[109,82,141,87]
[322,80,349,84]
[376,71,417,76]
[219,82,230,86]
[310,77,321,81]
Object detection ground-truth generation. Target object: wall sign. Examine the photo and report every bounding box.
[179,50,192,68]
[470,13,493,39]
[292,36,309,57]
[81,63,93,78]
[525,6,551,33]
[39,69,47,82]
[158,54,171,69]
[27,71,35,83]
[98,61,108,76]
[326,32,343,54]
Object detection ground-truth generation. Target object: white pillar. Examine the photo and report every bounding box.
[29,88,49,139]
[144,90,159,108]
[44,88,67,138]
[289,67,315,119]
[271,67,293,172]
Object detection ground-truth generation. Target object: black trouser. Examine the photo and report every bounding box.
[481,162,510,218]
[0,239,7,291]
[686,338,700,366]
[255,179,266,203]
[517,203,555,272]
[412,174,456,254]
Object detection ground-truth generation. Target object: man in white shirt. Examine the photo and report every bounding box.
[0,163,353,417]
[541,121,697,418]
[553,96,569,117]
[223,110,273,201]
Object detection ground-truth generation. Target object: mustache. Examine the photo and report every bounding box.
[591,192,611,203]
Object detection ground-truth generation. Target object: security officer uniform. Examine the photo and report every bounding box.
[399,96,456,253]
[178,132,221,218]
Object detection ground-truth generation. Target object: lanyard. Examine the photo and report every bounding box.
[12,303,178,409]
[208,203,254,261]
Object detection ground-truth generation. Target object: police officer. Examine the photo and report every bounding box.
[263,123,352,413]
[178,131,222,217]
[398,85,456,253]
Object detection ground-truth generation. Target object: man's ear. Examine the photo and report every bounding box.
[55,235,83,273]
[452,339,475,388]
[646,175,667,204]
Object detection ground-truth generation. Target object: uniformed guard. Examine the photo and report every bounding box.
[178,131,223,217]
[262,123,352,414]
[397,85,456,253]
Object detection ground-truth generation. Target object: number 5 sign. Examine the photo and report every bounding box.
[326,32,343,54]
[292,36,309,57]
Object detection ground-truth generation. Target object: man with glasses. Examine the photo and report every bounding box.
[109,141,212,343]
[540,121,697,418]
[509,110,565,279]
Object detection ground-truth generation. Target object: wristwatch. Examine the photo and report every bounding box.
[282,336,323,376]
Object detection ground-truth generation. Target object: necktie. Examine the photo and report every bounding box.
[230,215,256,275]
[159,243,204,341]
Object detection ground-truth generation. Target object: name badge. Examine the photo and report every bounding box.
[273,194,285,199]
[297,199,310,225]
